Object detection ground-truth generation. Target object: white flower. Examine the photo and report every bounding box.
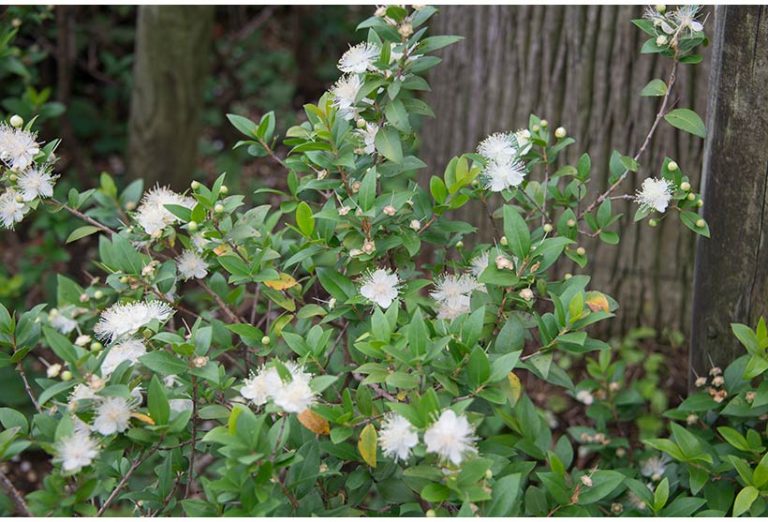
[483,160,526,192]
[164,374,181,387]
[470,251,489,278]
[332,74,363,121]
[514,129,532,153]
[671,5,704,34]
[100,338,147,377]
[0,189,27,229]
[424,409,477,466]
[635,177,673,213]
[430,274,478,303]
[169,399,193,414]
[94,300,173,343]
[437,295,471,320]
[191,233,209,252]
[359,268,400,309]
[477,132,518,164]
[92,396,134,436]
[356,122,379,154]
[49,309,77,335]
[17,167,56,201]
[68,384,97,408]
[641,455,669,481]
[272,363,316,413]
[75,334,91,347]
[55,431,99,473]
[46,363,62,378]
[338,42,380,74]
[240,366,282,407]
[576,389,594,405]
[0,123,40,171]
[379,414,418,462]
[176,249,208,280]
[135,185,195,236]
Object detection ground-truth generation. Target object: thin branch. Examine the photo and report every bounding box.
[184,375,199,499]
[0,469,32,516]
[48,199,116,236]
[16,362,41,414]
[97,443,160,516]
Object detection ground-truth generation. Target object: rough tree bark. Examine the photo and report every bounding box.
[421,6,710,336]
[127,6,214,189]
[690,6,768,378]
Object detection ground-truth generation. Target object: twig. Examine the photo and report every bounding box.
[97,443,160,516]
[184,375,199,498]
[16,363,41,414]
[0,469,32,516]
[48,199,115,236]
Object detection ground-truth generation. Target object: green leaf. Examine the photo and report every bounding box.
[66,225,101,243]
[734,486,759,517]
[384,99,411,132]
[148,375,170,425]
[43,326,78,367]
[295,201,315,237]
[578,470,625,504]
[359,168,377,212]
[139,351,188,375]
[227,113,258,138]
[502,205,531,258]
[664,108,706,138]
[374,126,403,163]
[486,473,521,516]
[641,79,668,96]
[653,478,670,512]
[467,347,491,388]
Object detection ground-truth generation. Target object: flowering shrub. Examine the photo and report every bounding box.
[2,4,756,518]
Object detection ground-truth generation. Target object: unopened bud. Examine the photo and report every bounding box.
[499,236,508,246]
[75,335,91,347]
[93,290,104,299]
[746,391,757,403]
[543,223,553,233]
[261,336,271,346]
[192,356,209,368]
[356,118,367,129]
[383,205,396,216]
[567,219,576,227]
[554,127,567,139]
[60,370,73,382]
[351,181,361,193]
[694,376,707,387]
[667,160,678,172]
[648,218,658,227]
[696,219,705,228]
[90,341,103,352]
[214,204,224,214]
[656,4,666,13]
[532,124,540,132]
[426,509,437,518]
[712,375,724,387]
[455,241,463,249]
[687,193,696,201]
[576,246,586,256]
[119,276,129,284]
[680,181,691,191]
[375,6,386,17]
[686,413,699,425]
[580,475,592,487]
[191,180,201,190]
[564,273,572,280]
[362,240,375,254]
[220,184,229,195]
[519,288,534,301]
[540,119,549,128]
[410,219,421,231]
[9,115,23,129]
[611,503,623,515]
[338,206,351,216]
[710,366,722,376]
[697,199,703,207]
[79,293,89,303]
[484,469,493,479]
[398,22,413,38]
[656,35,668,46]
[47,363,62,378]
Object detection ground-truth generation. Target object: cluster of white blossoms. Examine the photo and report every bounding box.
[641,454,670,482]
[379,410,477,466]
[240,361,317,414]
[477,131,529,193]
[359,268,400,309]
[100,338,147,377]
[635,177,673,213]
[643,5,704,45]
[355,121,379,155]
[93,300,174,343]
[0,117,58,229]
[135,185,195,237]
[176,249,208,280]
[54,426,100,473]
[338,42,380,74]
[430,273,480,320]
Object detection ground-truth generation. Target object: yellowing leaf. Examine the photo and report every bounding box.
[213,244,231,256]
[298,409,330,435]
[585,291,610,313]
[358,424,378,468]
[131,412,156,425]
[264,273,299,291]
[503,372,523,406]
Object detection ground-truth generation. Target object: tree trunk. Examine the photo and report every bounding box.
[127,6,214,189]
[421,6,710,336]
[690,6,768,378]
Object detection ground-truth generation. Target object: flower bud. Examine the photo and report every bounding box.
[93,290,104,300]
[696,219,705,228]
[60,370,73,382]
[192,356,209,368]
[9,115,23,129]
[667,160,678,172]
[519,288,534,301]
[564,273,572,280]
[611,503,623,515]
[356,118,367,129]
[567,218,576,228]
[75,335,91,347]
[351,181,361,193]
[410,219,421,231]
[543,223,553,233]
[90,341,103,352]
[47,363,62,378]
[532,124,540,132]
[710,366,722,376]
[615,447,626,458]
[648,218,658,227]
[15,194,23,203]
[374,6,386,17]
[680,181,691,192]
[580,475,592,487]
[576,246,586,256]
[697,199,703,207]
[694,376,706,387]
[746,391,757,403]
[426,510,436,518]
[686,413,699,425]
[8,174,16,182]
[338,206,351,216]
[499,235,508,246]
[362,240,375,254]
[656,4,666,13]
[712,375,724,387]
[383,205,396,216]
[398,22,413,38]
[119,276,129,284]
[484,469,493,479]
[124,201,136,211]
[191,180,201,190]
[317,169,327,180]
[455,241,464,249]
[609,381,620,392]
[261,336,271,346]
[554,127,567,139]
[214,203,224,214]
[540,119,549,128]
[220,184,229,195]
[79,293,89,303]
[656,35,668,46]
[355,208,363,217]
